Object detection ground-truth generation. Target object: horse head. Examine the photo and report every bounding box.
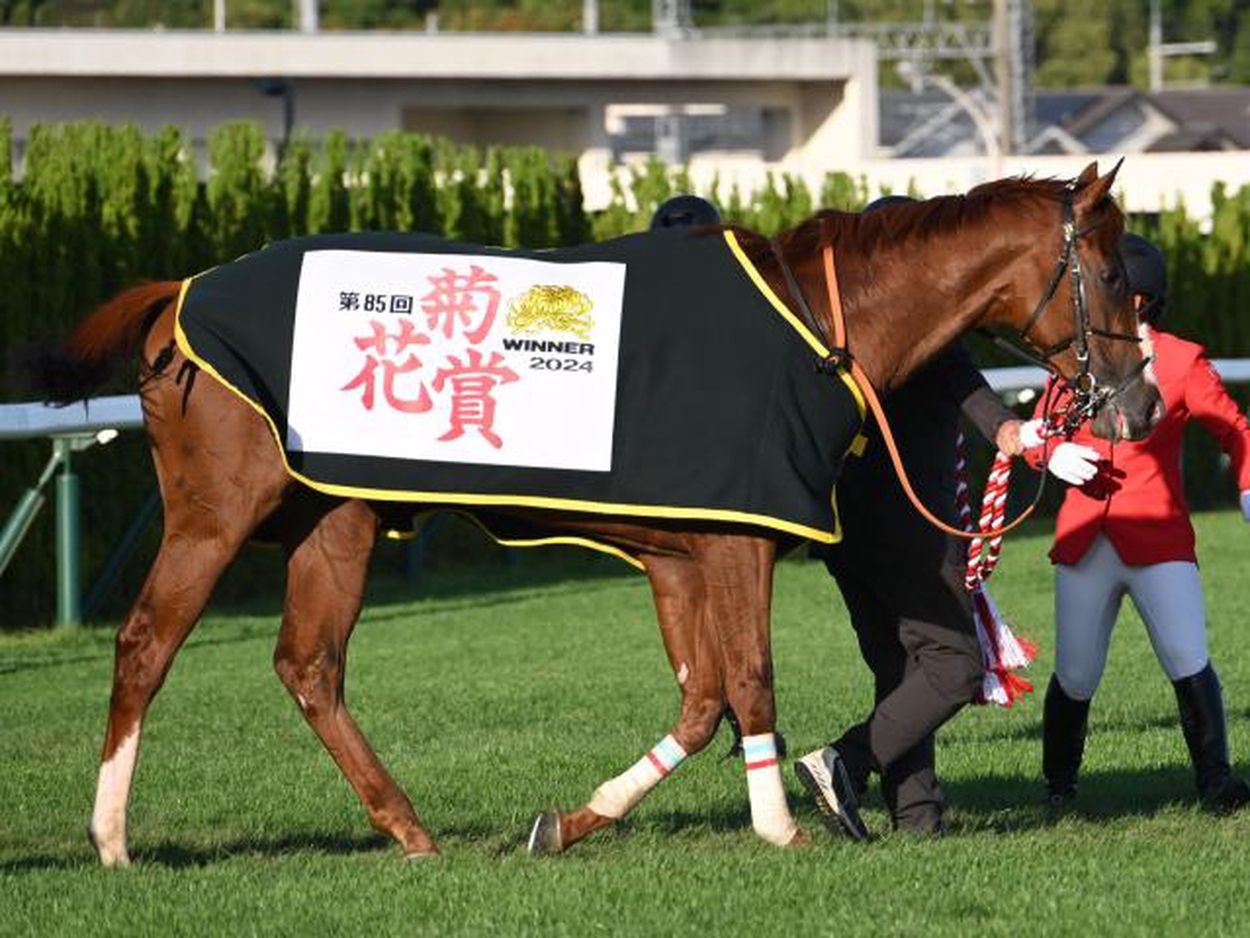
[978,161,1162,442]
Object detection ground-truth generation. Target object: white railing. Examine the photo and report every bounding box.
[4,360,1249,625]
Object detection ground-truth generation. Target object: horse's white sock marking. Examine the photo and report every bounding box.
[91,727,140,867]
[587,734,687,819]
[676,663,689,685]
[742,734,798,846]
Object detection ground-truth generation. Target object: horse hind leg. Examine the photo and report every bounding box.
[90,328,287,867]
[89,517,256,866]
[272,497,438,858]
[697,533,806,847]
[529,553,726,854]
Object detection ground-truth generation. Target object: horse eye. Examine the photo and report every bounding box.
[1100,267,1122,287]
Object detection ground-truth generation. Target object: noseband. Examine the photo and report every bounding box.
[999,186,1149,433]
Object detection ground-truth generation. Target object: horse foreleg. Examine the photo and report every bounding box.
[698,534,806,848]
[89,528,244,866]
[273,499,438,858]
[529,553,725,854]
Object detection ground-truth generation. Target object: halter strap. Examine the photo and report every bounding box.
[993,190,1139,382]
[1018,195,1079,343]
[769,236,849,372]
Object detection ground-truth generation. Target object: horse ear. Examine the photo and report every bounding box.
[1074,159,1122,214]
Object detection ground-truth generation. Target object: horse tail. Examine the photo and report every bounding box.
[29,280,184,404]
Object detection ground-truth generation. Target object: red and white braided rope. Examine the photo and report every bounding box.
[956,433,1037,708]
[964,451,1012,590]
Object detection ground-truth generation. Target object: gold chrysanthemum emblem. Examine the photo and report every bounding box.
[506,285,595,339]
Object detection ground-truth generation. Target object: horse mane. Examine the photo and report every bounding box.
[772,174,1089,259]
[725,172,1125,392]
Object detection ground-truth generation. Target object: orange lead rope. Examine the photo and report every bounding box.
[820,243,1041,541]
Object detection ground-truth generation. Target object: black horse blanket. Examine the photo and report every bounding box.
[175,228,865,560]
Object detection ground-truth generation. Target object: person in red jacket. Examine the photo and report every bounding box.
[1023,232,1250,812]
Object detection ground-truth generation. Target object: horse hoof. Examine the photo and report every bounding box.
[87,823,131,868]
[527,811,563,856]
[403,848,441,861]
[787,827,813,849]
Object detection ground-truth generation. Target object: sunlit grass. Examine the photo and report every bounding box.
[3,512,1250,935]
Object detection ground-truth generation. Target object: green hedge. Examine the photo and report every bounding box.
[2,120,1249,626]
[0,121,592,625]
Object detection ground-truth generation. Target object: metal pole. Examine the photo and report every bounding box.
[281,81,296,157]
[296,0,318,33]
[1149,0,1163,91]
[993,0,1012,156]
[903,64,1002,178]
[0,489,46,579]
[0,445,61,579]
[583,0,598,35]
[213,0,225,32]
[54,437,81,627]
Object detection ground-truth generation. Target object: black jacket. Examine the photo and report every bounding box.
[835,342,1015,549]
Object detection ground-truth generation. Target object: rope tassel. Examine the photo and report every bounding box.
[955,437,1038,708]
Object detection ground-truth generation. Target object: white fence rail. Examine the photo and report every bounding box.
[9,361,1250,440]
[4,361,1250,626]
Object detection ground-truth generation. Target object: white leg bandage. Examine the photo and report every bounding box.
[587,734,687,820]
[743,734,798,846]
[90,727,140,867]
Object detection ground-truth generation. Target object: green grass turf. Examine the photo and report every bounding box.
[3,512,1250,936]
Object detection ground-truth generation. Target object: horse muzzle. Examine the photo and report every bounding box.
[1090,383,1163,442]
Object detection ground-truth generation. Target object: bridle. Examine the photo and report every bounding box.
[765,188,1151,540]
[989,185,1149,435]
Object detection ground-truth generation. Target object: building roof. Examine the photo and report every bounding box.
[882,83,1250,156]
[0,28,872,81]
[1151,88,1250,148]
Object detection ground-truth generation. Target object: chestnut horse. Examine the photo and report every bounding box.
[35,163,1159,866]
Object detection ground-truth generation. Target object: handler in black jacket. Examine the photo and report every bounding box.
[795,196,1024,840]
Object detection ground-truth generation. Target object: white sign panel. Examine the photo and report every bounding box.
[287,250,626,472]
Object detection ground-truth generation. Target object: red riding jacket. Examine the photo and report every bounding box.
[1025,328,1250,566]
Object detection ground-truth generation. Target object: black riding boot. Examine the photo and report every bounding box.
[1043,675,1090,804]
[1173,664,1250,812]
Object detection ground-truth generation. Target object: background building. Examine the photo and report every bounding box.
[1,26,1248,217]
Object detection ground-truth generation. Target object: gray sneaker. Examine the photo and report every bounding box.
[795,746,871,842]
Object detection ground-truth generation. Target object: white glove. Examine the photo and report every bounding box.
[1241,490,1250,523]
[1018,419,1047,449]
[1047,443,1101,485]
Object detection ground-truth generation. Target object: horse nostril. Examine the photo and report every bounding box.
[1151,399,1165,425]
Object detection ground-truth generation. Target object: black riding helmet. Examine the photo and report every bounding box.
[649,194,722,230]
[1119,232,1167,324]
[862,194,916,214]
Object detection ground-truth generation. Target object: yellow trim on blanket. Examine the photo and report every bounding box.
[721,229,866,421]
[458,513,646,570]
[722,229,866,543]
[379,511,645,569]
[172,279,839,551]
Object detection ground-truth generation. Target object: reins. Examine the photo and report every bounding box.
[767,237,1049,542]
[768,190,1153,542]
[831,270,1044,541]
